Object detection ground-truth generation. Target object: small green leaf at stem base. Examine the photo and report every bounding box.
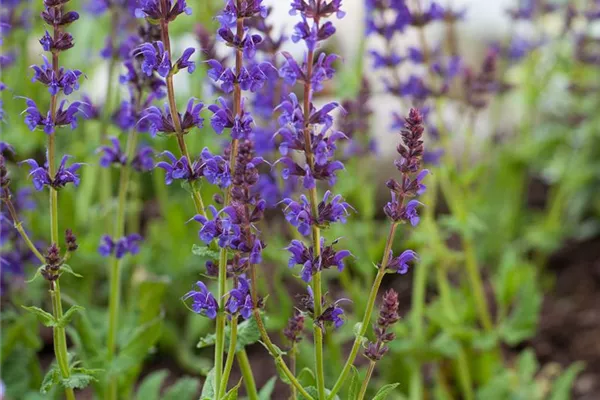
[258,376,277,400]
[348,366,360,400]
[22,306,56,327]
[372,383,400,400]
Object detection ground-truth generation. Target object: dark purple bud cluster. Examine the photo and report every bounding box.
[98,234,142,259]
[21,155,83,191]
[64,229,78,252]
[283,310,305,344]
[364,289,400,361]
[384,108,427,224]
[41,243,62,282]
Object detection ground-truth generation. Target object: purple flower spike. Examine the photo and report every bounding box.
[132,42,171,78]
[135,0,192,22]
[174,47,196,74]
[183,281,218,319]
[98,234,142,259]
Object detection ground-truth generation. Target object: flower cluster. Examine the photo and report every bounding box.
[365,289,400,361]
[97,137,154,172]
[139,98,204,136]
[286,238,351,282]
[383,108,427,224]
[21,155,83,191]
[156,148,230,187]
[98,234,142,259]
[298,286,346,330]
[282,190,353,235]
[23,0,83,134]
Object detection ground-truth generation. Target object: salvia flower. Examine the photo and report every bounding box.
[225,277,253,319]
[139,98,204,136]
[385,249,418,274]
[21,155,82,191]
[98,234,142,259]
[135,0,191,22]
[131,146,154,172]
[286,238,351,282]
[182,281,218,319]
[23,98,82,134]
[282,191,353,235]
[208,97,254,140]
[30,56,83,96]
[132,41,171,77]
[97,137,127,167]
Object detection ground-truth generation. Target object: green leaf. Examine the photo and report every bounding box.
[517,349,538,380]
[197,318,260,353]
[55,305,84,328]
[222,378,242,400]
[61,372,98,389]
[372,383,400,400]
[200,368,215,400]
[136,277,169,324]
[162,376,201,400]
[26,265,45,283]
[258,376,277,400]
[136,370,169,400]
[275,362,291,385]
[111,316,163,374]
[348,366,360,400]
[40,367,60,394]
[431,333,461,357]
[192,244,220,260]
[549,362,585,400]
[297,367,316,387]
[22,306,56,327]
[59,264,83,278]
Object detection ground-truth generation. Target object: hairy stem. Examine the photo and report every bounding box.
[327,223,398,399]
[236,350,259,400]
[289,345,297,400]
[51,281,76,400]
[357,361,376,400]
[2,197,44,263]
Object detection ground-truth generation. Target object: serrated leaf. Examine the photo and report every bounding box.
[40,367,60,394]
[55,305,84,328]
[222,378,242,400]
[61,372,97,389]
[22,306,56,327]
[200,368,215,400]
[197,318,260,353]
[136,370,169,400]
[258,376,277,400]
[59,264,82,278]
[162,376,200,400]
[549,362,585,400]
[348,366,360,400]
[192,244,220,260]
[372,383,400,400]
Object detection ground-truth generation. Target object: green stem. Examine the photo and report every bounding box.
[251,309,314,400]
[106,126,140,399]
[249,265,313,400]
[219,317,238,398]
[328,223,398,399]
[289,345,298,400]
[2,198,45,263]
[215,247,228,394]
[463,239,493,331]
[51,281,76,400]
[357,361,376,400]
[236,350,259,400]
